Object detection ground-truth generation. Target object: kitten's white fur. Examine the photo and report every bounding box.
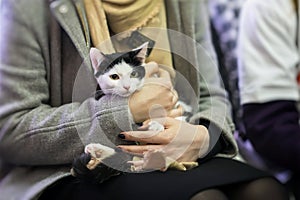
[85,143,115,160]
[97,61,144,97]
[90,43,148,97]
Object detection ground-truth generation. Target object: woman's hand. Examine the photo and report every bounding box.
[129,62,182,123]
[118,117,210,170]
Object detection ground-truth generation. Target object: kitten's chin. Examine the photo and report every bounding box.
[117,93,131,97]
[117,89,135,97]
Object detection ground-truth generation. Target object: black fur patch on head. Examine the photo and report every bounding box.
[131,65,146,80]
[95,48,145,76]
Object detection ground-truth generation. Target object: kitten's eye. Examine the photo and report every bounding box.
[109,74,120,80]
[130,71,139,78]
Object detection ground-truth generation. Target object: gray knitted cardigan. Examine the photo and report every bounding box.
[0,0,237,199]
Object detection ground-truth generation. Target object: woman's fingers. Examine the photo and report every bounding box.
[168,106,184,118]
[127,149,167,171]
[144,62,159,78]
[139,117,174,130]
[118,144,163,154]
[119,117,209,166]
[145,68,173,89]
[120,117,179,144]
[119,130,168,144]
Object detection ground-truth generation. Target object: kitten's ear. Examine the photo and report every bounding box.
[90,48,106,74]
[133,42,149,63]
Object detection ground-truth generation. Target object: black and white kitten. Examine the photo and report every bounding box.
[91,43,147,98]
[71,43,154,183]
[71,43,196,183]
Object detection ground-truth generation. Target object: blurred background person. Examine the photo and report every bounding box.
[238,0,300,199]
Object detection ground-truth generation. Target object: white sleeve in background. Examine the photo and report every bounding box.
[238,0,300,104]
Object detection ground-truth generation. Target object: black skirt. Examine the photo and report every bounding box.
[39,157,272,200]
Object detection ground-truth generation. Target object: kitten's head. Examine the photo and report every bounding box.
[90,42,148,97]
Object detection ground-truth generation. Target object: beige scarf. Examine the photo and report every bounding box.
[83,0,174,75]
[293,0,298,9]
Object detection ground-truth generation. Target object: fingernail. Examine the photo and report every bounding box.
[118,133,125,139]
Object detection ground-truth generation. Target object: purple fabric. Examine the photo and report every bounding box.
[243,101,300,174]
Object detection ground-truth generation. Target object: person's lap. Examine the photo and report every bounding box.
[39,157,276,200]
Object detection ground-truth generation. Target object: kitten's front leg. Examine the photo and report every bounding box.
[71,143,132,184]
[84,143,115,170]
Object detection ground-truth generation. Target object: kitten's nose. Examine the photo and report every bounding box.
[123,86,130,90]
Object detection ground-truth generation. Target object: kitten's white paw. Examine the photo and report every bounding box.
[148,120,164,131]
[84,143,115,160]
